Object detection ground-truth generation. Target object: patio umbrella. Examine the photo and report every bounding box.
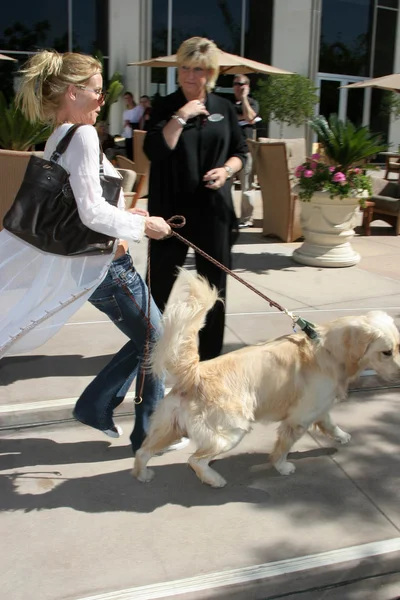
[343,73,400,92]
[128,49,293,75]
[0,53,17,62]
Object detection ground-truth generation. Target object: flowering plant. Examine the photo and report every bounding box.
[295,115,387,202]
[294,157,372,202]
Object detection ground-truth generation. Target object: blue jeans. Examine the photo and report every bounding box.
[73,252,164,452]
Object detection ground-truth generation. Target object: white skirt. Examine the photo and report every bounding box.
[0,230,114,358]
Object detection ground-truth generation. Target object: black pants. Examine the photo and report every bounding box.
[149,221,231,361]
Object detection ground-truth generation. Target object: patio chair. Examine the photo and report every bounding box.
[368,175,400,235]
[384,153,400,180]
[0,149,43,231]
[133,129,150,198]
[116,131,149,200]
[247,139,304,242]
[117,168,137,209]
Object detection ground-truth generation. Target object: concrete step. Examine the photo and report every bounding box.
[71,541,400,600]
[1,372,399,431]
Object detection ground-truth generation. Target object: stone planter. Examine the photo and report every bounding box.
[292,190,361,267]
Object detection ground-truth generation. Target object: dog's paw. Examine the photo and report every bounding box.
[132,467,155,483]
[334,428,351,444]
[208,472,227,488]
[275,461,296,476]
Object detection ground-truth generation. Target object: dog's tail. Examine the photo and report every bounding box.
[150,269,220,390]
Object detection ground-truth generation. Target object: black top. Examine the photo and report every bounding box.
[233,96,259,142]
[144,88,248,227]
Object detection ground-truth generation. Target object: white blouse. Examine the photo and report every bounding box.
[0,124,144,358]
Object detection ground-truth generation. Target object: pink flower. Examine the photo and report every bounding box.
[310,161,318,170]
[303,170,314,178]
[294,165,305,178]
[329,166,335,172]
[311,153,320,160]
[332,171,346,183]
[353,167,362,174]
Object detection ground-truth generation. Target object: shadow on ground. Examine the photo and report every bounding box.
[0,444,350,516]
[0,401,399,523]
[0,354,115,384]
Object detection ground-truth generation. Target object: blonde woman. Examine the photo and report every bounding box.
[144,37,247,360]
[0,50,179,454]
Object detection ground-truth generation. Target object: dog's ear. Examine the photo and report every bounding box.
[342,328,376,378]
[323,321,377,378]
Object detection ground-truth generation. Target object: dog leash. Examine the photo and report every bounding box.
[166,216,319,340]
[134,215,318,404]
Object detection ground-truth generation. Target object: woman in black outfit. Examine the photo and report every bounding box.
[144,37,247,360]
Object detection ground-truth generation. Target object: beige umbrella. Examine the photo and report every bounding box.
[128,49,293,75]
[0,53,17,62]
[343,73,400,92]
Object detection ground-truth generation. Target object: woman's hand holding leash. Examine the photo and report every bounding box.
[144,216,171,240]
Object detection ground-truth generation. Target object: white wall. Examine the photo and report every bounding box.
[269,0,314,139]
[108,0,151,135]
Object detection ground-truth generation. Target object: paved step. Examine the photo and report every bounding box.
[1,373,399,431]
[72,540,400,600]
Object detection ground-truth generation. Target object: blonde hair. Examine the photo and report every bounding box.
[176,37,220,92]
[16,50,102,124]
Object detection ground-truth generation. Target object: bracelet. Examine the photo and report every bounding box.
[172,114,187,127]
[223,164,234,179]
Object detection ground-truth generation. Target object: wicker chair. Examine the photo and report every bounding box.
[116,129,150,200]
[0,149,44,231]
[0,149,138,232]
[247,139,303,242]
[368,175,400,235]
[117,168,137,209]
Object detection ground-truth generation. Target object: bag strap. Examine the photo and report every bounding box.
[50,124,83,163]
[50,124,105,169]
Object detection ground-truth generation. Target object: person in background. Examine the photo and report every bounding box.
[139,95,152,131]
[144,37,247,361]
[4,50,180,456]
[129,98,145,131]
[232,74,259,228]
[122,91,136,160]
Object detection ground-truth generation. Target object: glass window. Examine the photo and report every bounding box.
[245,0,273,64]
[152,0,168,57]
[171,0,242,54]
[0,2,68,52]
[319,79,341,119]
[72,0,109,55]
[373,7,397,76]
[377,0,398,8]
[151,0,168,95]
[346,88,365,127]
[370,88,390,144]
[319,0,374,76]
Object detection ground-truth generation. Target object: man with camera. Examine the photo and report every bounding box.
[232,75,259,228]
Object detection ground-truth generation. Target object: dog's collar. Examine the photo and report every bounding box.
[293,316,320,340]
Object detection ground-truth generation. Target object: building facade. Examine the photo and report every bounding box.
[1,0,400,145]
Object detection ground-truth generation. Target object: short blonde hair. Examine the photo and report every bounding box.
[176,37,220,92]
[16,50,102,124]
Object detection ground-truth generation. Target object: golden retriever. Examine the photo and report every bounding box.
[133,270,400,488]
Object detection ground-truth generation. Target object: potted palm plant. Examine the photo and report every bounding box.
[0,92,50,150]
[292,115,386,267]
